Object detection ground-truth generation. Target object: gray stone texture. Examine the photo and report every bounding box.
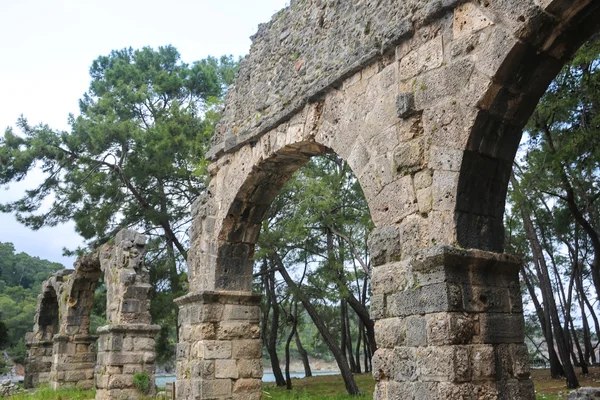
[182,1,600,398]
[372,247,534,400]
[175,291,262,400]
[24,230,159,400]
[568,388,600,399]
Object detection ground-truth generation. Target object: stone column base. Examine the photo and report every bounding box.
[24,335,54,389]
[95,324,161,400]
[371,246,535,400]
[50,334,98,390]
[175,291,262,400]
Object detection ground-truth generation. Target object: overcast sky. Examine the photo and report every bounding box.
[0,0,289,267]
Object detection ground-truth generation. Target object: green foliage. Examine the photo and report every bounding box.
[133,372,151,395]
[0,46,239,367]
[0,242,63,361]
[506,36,600,370]
[257,154,373,363]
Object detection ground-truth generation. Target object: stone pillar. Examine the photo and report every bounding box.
[95,324,160,399]
[50,334,98,390]
[24,334,54,388]
[371,246,535,400]
[175,291,262,400]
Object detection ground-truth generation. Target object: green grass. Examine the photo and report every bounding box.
[263,374,373,400]
[10,385,95,400]
[11,368,598,400]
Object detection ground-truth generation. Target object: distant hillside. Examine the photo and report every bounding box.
[0,242,64,364]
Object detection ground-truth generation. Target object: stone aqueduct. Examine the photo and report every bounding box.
[24,0,600,399]
[25,230,160,399]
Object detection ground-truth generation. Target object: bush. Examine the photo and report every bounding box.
[133,372,151,395]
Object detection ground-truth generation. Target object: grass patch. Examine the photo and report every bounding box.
[263,368,600,400]
[13,367,600,399]
[10,385,95,400]
[263,374,374,399]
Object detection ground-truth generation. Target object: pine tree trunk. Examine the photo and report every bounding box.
[517,185,579,388]
[521,267,564,377]
[273,253,360,395]
[342,300,358,373]
[355,319,362,374]
[266,268,286,387]
[294,315,312,377]
[285,305,296,390]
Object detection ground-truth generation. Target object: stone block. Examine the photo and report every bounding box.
[432,170,460,212]
[453,3,494,39]
[405,315,427,347]
[215,359,239,379]
[370,295,387,320]
[427,313,476,345]
[195,379,232,398]
[233,378,261,393]
[396,93,417,119]
[372,262,410,295]
[132,337,154,352]
[232,339,262,359]
[237,359,263,379]
[217,321,260,340]
[399,36,444,81]
[471,344,497,380]
[203,340,233,359]
[371,175,418,225]
[388,283,463,317]
[417,345,470,382]
[416,187,433,214]
[395,137,425,172]
[480,314,525,344]
[414,169,433,190]
[463,285,511,313]
[223,304,261,322]
[374,318,406,349]
[368,226,402,267]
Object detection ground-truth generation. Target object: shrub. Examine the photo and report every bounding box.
[133,372,151,395]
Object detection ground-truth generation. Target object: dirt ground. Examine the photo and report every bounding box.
[532,367,600,398]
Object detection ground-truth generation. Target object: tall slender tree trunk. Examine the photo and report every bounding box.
[341,300,358,373]
[265,267,286,387]
[294,309,312,377]
[272,252,360,395]
[284,304,297,390]
[521,267,564,377]
[516,182,579,388]
[355,319,362,374]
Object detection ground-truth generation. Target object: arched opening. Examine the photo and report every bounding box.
[214,141,330,292]
[38,286,59,341]
[456,1,600,251]
[24,282,62,389]
[454,0,600,392]
[253,152,375,395]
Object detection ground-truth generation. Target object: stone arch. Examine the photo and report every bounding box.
[24,230,159,399]
[455,1,600,251]
[24,271,70,388]
[177,1,600,399]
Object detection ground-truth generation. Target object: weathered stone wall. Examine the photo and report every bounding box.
[49,253,103,390]
[24,270,71,388]
[180,1,600,399]
[175,291,262,400]
[24,230,159,399]
[210,0,448,159]
[372,246,533,399]
[95,230,160,400]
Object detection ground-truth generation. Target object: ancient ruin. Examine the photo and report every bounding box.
[24,230,160,399]
[175,0,600,399]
